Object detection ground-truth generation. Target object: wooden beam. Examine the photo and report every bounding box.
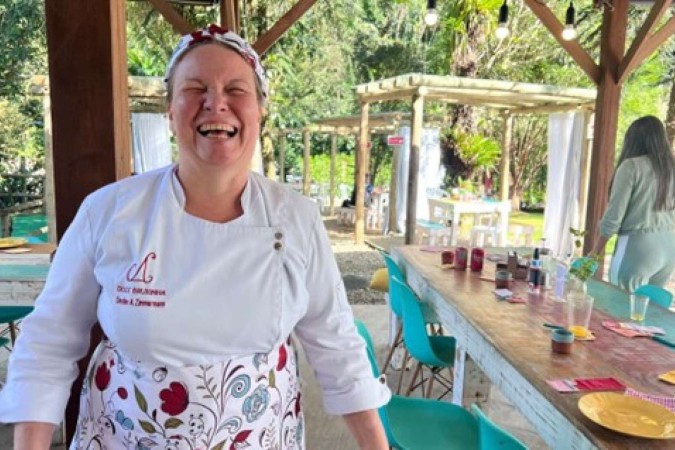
[389,144,400,234]
[578,111,593,229]
[356,102,369,245]
[584,0,628,259]
[147,0,192,35]
[329,133,337,214]
[405,93,424,245]
[523,0,600,85]
[499,113,512,203]
[253,0,318,55]
[618,0,673,83]
[620,15,675,84]
[45,0,131,442]
[302,129,310,195]
[220,0,239,34]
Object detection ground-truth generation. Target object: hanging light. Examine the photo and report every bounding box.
[425,0,439,26]
[495,0,509,40]
[562,1,578,41]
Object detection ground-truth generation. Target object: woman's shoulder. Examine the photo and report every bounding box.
[87,165,172,203]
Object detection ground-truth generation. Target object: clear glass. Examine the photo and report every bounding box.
[567,293,594,338]
[629,294,649,325]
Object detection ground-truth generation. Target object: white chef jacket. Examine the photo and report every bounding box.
[0,165,390,425]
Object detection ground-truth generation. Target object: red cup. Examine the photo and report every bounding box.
[455,247,468,270]
[470,248,484,272]
[441,251,454,265]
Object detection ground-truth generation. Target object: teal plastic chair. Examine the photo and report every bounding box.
[634,284,673,309]
[471,404,528,449]
[354,320,528,450]
[390,276,455,399]
[380,251,442,391]
[0,306,33,350]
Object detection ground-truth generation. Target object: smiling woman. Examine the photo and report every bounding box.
[0,25,390,450]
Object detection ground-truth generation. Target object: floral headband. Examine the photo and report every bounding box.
[165,24,269,101]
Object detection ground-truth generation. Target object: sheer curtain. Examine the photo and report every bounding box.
[543,112,585,257]
[394,126,444,233]
[131,113,172,173]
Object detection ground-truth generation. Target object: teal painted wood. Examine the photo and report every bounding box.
[587,280,675,338]
[0,264,50,281]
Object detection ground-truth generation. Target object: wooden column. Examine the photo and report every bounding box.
[578,111,594,229]
[302,129,310,195]
[389,145,400,234]
[42,94,57,244]
[405,92,425,245]
[584,2,628,256]
[220,0,239,33]
[499,112,512,203]
[278,134,286,182]
[356,102,370,244]
[45,0,131,443]
[329,133,337,214]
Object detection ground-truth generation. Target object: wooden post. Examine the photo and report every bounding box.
[356,102,369,244]
[389,145,399,234]
[330,133,337,214]
[42,95,57,244]
[499,112,512,203]
[45,0,131,443]
[406,92,424,245]
[278,134,286,182]
[302,129,310,196]
[578,111,594,229]
[584,2,628,257]
[220,0,239,33]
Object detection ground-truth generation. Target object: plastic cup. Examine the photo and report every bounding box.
[567,293,594,339]
[629,294,649,325]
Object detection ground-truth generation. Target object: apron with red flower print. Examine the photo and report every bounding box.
[70,338,303,450]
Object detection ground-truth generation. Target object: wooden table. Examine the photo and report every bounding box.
[393,245,675,450]
[427,198,511,246]
[0,243,54,306]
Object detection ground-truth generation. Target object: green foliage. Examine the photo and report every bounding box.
[0,99,42,172]
[453,131,501,175]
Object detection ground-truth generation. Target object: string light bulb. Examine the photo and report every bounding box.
[562,1,577,41]
[425,0,439,26]
[495,0,509,40]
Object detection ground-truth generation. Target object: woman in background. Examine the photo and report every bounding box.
[590,115,675,292]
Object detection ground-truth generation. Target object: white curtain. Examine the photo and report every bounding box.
[132,113,172,173]
[543,112,585,258]
[395,126,444,233]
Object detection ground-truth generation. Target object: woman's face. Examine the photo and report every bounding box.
[168,44,262,174]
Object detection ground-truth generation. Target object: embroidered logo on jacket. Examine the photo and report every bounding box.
[126,252,156,283]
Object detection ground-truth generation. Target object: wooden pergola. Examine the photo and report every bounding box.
[354,74,597,245]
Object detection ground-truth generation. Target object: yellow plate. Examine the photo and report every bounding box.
[578,392,675,439]
[0,237,27,249]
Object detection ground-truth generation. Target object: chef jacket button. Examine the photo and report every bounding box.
[275,232,283,240]
[274,241,283,250]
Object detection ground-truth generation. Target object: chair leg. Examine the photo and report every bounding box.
[9,321,17,345]
[381,325,402,374]
[426,369,436,398]
[395,348,410,395]
[405,362,423,396]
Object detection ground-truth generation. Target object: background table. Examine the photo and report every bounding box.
[427,198,511,246]
[0,243,53,306]
[393,245,675,450]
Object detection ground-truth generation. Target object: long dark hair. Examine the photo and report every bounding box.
[615,116,675,210]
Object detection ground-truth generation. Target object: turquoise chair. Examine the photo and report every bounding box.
[390,276,455,399]
[380,251,442,392]
[354,320,527,450]
[471,404,529,449]
[0,306,33,350]
[634,284,673,309]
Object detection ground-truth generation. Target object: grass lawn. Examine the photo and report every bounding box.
[507,211,616,255]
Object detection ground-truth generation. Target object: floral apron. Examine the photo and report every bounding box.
[71,338,303,450]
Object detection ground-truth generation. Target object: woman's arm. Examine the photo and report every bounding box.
[14,422,56,450]
[589,234,610,257]
[343,409,388,450]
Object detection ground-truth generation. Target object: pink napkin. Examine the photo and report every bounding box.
[625,388,675,412]
[575,377,626,391]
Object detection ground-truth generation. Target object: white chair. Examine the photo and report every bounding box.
[469,209,500,247]
[415,220,452,246]
[509,224,534,247]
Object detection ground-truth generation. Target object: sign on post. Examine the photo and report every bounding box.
[387,135,405,146]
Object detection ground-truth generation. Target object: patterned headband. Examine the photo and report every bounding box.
[165,24,268,101]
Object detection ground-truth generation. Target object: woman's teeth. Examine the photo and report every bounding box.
[197,124,238,138]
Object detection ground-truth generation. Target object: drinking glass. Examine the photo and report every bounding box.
[629,294,649,325]
[567,293,594,339]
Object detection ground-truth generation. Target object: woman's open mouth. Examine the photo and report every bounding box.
[197,123,238,138]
